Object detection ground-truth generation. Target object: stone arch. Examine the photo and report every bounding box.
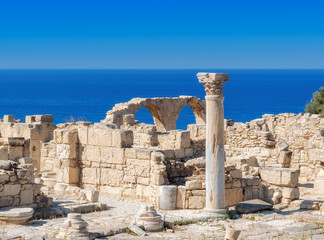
[103,96,206,131]
[187,101,206,124]
[142,104,165,131]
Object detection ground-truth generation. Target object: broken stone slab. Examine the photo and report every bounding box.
[128,223,147,237]
[33,203,107,219]
[0,207,34,224]
[235,199,273,214]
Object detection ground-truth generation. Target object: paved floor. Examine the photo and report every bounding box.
[1,193,324,240]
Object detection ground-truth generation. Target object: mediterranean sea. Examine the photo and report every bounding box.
[0,69,323,130]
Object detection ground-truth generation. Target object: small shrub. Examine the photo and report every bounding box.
[305,87,324,115]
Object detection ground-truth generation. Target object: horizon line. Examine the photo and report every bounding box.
[1,68,324,70]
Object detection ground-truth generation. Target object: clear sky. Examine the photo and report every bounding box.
[1,0,324,69]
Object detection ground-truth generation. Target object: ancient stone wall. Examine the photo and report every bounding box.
[187,113,324,184]
[0,158,46,208]
[0,115,56,170]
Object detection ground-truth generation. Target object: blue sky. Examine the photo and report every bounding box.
[0,0,324,69]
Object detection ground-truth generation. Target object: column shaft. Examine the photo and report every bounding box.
[205,95,226,212]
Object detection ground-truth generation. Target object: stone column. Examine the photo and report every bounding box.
[197,72,229,214]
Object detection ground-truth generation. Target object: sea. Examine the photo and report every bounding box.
[0,69,323,130]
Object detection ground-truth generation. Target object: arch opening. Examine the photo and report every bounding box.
[134,106,155,125]
[176,104,197,130]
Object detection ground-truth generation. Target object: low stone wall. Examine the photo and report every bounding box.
[0,115,56,170]
[0,158,46,208]
[187,113,324,184]
[171,161,301,209]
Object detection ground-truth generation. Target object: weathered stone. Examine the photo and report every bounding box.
[0,160,11,170]
[159,185,177,210]
[260,167,300,187]
[4,184,21,196]
[277,141,289,151]
[134,204,163,232]
[185,180,202,190]
[188,195,205,209]
[282,187,300,200]
[0,207,34,224]
[235,199,273,214]
[20,189,34,205]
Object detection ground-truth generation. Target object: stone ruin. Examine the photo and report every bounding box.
[0,73,322,238]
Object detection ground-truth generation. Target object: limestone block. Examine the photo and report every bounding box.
[81,145,100,162]
[19,157,33,165]
[176,186,186,209]
[136,148,151,160]
[82,189,99,202]
[230,169,242,179]
[101,147,125,165]
[54,129,63,143]
[175,131,191,149]
[125,148,137,159]
[278,151,292,168]
[185,180,202,190]
[123,175,137,184]
[78,127,88,145]
[243,186,253,201]
[282,187,300,200]
[101,168,123,186]
[57,144,77,159]
[137,177,150,185]
[163,149,175,159]
[150,173,167,185]
[0,196,13,207]
[88,128,112,147]
[4,115,15,122]
[159,185,177,210]
[260,168,299,187]
[151,151,165,162]
[0,146,9,160]
[123,114,135,126]
[188,196,205,209]
[62,130,78,144]
[280,168,300,187]
[57,167,80,184]
[225,188,243,207]
[0,172,10,184]
[232,180,241,188]
[8,146,23,161]
[126,159,151,177]
[81,168,100,185]
[192,190,206,196]
[34,114,53,123]
[185,148,194,157]
[314,169,324,194]
[20,189,34,205]
[112,129,133,148]
[4,184,21,196]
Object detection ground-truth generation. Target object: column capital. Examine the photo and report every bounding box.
[197,72,229,96]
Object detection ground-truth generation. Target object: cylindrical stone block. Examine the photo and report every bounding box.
[158,185,177,210]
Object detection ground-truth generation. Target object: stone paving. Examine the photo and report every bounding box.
[0,194,323,239]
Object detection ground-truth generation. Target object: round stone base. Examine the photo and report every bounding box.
[0,207,34,224]
[203,208,227,217]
